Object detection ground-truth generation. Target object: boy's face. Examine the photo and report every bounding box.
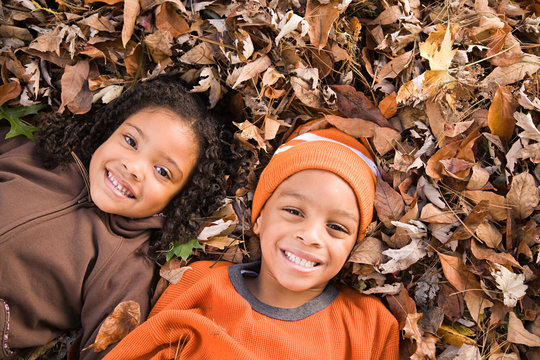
[88,108,199,218]
[253,169,359,304]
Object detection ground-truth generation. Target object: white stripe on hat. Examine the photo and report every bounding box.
[274,133,380,177]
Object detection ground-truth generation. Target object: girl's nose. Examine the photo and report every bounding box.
[123,161,145,181]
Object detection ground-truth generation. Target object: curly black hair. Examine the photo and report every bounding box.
[35,75,229,260]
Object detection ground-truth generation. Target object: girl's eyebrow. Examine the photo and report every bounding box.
[125,123,146,140]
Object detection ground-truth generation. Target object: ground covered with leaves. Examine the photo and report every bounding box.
[1,0,540,359]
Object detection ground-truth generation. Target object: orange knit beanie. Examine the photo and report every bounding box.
[251,128,378,243]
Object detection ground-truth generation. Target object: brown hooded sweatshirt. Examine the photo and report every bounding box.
[0,128,163,360]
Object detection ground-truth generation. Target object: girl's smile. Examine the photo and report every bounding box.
[105,169,136,199]
[88,108,199,218]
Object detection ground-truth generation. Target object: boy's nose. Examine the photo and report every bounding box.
[295,225,323,247]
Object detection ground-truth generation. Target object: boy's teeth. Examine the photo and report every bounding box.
[284,250,316,268]
[107,171,135,198]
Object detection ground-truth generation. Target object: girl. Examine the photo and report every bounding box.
[0,76,231,359]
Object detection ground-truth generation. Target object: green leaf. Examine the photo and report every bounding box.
[0,104,45,140]
[166,238,203,262]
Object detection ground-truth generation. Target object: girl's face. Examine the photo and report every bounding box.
[250,170,359,308]
[88,108,199,218]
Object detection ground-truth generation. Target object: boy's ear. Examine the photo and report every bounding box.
[252,214,262,236]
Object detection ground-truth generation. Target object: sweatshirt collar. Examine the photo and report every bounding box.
[228,262,338,321]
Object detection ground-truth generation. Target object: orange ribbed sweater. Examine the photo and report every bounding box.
[103,261,399,360]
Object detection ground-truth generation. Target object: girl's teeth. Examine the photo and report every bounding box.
[284,251,316,268]
[107,171,135,198]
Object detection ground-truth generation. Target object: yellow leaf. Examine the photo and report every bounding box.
[419,25,458,71]
[488,85,517,141]
[436,324,476,347]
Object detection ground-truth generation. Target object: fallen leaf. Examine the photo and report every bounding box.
[508,311,540,347]
[0,80,21,107]
[420,204,458,224]
[121,0,140,47]
[159,258,192,285]
[438,253,481,295]
[470,240,521,268]
[348,237,385,265]
[376,51,413,83]
[324,114,379,138]
[330,85,391,127]
[84,301,140,352]
[180,42,215,65]
[59,60,89,113]
[373,126,401,155]
[507,172,539,220]
[419,24,458,71]
[231,55,271,89]
[378,92,397,119]
[374,179,405,227]
[481,54,540,88]
[463,190,507,221]
[380,238,427,274]
[464,292,493,323]
[155,2,189,37]
[491,264,527,307]
[475,221,502,248]
[488,85,517,141]
[305,0,340,50]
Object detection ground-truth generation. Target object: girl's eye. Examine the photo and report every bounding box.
[155,166,170,179]
[328,223,349,234]
[283,208,302,217]
[124,135,136,149]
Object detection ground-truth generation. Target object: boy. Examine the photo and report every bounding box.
[103,128,399,360]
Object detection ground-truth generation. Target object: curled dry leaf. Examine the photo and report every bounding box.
[348,237,385,266]
[160,258,192,285]
[84,301,140,352]
[121,0,140,47]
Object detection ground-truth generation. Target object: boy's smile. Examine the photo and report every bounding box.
[248,169,359,308]
[88,108,199,218]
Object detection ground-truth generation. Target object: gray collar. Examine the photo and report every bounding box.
[228,262,339,321]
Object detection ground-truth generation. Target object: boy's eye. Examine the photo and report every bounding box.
[327,223,349,234]
[283,208,302,217]
[124,135,137,149]
[155,166,170,179]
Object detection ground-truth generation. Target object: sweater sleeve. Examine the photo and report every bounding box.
[78,243,158,360]
[150,261,231,316]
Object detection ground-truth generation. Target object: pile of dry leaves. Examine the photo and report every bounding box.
[1,0,540,358]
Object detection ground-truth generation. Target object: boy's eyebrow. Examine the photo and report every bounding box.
[281,191,359,222]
